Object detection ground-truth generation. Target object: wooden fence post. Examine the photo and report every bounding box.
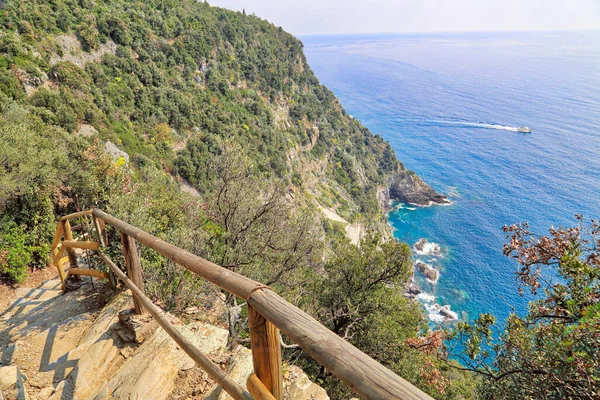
[248,305,283,400]
[51,223,67,285]
[61,219,79,280]
[120,232,145,314]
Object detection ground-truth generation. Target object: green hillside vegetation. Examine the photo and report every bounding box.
[0,1,476,398]
[0,0,399,218]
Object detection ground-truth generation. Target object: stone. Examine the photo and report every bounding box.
[0,365,29,400]
[76,124,98,138]
[0,366,18,390]
[204,346,253,400]
[285,366,329,400]
[104,141,129,165]
[35,386,55,399]
[415,261,439,283]
[90,322,228,400]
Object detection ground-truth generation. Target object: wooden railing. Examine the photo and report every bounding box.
[50,209,434,400]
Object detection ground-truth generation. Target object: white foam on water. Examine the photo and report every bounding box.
[417,293,458,322]
[413,241,441,256]
[420,119,526,132]
[416,292,436,303]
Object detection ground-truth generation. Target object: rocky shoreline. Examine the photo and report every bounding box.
[379,168,450,210]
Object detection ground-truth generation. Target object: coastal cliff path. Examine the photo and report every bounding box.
[0,275,327,400]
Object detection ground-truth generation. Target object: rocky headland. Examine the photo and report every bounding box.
[380,169,450,210]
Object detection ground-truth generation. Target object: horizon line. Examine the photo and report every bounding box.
[298,28,600,38]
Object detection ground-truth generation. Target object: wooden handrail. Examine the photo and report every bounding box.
[60,210,94,221]
[62,240,100,250]
[92,209,265,300]
[91,208,433,400]
[98,252,253,400]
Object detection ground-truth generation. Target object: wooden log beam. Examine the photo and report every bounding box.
[52,251,67,285]
[92,215,106,247]
[67,268,109,279]
[120,232,145,314]
[247,289,434,400]
[62,220,78,267]
[248,306,282,399]
[60,210,94,221]
[247,374,276,400]
[97,252,252,400]
[93,209,265,300]
[61,240,100,250]
[51,223,63,249]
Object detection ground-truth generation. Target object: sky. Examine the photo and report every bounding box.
[208,0,600,36]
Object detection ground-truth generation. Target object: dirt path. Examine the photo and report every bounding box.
[0,268,59,311]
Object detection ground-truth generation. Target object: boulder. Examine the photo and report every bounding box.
[0,365,29,400]
[204,345,253,400]
[285,365,329,400]
[104,141,129,165]
[76,124,98,138]
[91,322,228,400]
[415,261,439,283]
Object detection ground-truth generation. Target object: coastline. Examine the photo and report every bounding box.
[387,198,461,324]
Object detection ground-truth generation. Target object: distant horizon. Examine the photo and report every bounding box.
[298,29,600,38]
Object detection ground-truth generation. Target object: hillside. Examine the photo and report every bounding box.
[0,0,445,221]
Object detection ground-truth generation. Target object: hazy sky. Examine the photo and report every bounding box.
[208,0,600,35]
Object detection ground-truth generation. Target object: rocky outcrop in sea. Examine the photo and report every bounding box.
[415,261,439,283]
[413,238,442,256]
[385,169,450,207]
[378,168,449,210]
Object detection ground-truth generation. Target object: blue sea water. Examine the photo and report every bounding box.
[302,32,600,324]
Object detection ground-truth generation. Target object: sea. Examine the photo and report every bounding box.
[302,31,600,325]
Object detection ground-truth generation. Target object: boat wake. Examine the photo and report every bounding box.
[413,119,530,133]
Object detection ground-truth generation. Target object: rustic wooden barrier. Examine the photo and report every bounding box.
[51,209,433,399]
[91,208,433,400]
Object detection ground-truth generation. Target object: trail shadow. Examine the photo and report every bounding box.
[0,278,113,400]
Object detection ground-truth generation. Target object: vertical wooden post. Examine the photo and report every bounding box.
[248,305,283,400]
[92,215,105,247]
[120,232,145,314]
[61,220,79,280]
[51,224,67,285]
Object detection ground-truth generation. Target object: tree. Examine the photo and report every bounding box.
[443,216,600,399]
[203,148,323,341]
[296,234,423,397]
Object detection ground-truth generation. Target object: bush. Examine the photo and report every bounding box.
[0,218,32,283]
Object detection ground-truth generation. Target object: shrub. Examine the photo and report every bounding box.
[0,218,32,283]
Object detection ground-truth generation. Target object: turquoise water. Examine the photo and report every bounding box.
[303,32,600,323]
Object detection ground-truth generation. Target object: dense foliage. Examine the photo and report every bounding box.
[0,0,402,219]
[441,217,600,399]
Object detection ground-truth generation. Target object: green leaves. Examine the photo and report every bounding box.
[447,218,600,399]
